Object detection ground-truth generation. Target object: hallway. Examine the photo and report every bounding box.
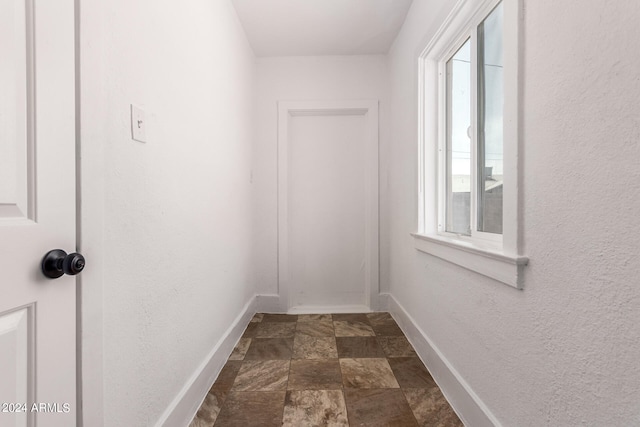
[57,0,640,424]
[189,313,461,426]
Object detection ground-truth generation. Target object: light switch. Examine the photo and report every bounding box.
[131,104,147,142]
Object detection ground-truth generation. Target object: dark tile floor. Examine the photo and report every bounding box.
[189,313,463,426]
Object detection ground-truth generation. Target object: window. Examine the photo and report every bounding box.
[445,2,503,239]
[414,0,528,289]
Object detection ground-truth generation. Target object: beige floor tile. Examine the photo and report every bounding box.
[255,322,296,338]
[336,336,385,358]
[243,337,294,360]
[295,320,335,337]
[388,357,436,388]
[288,359,343,390]
[228,338,251,360]
[189,389,226,426]
[333,320,375,337]
[292,335,338,359]
[404,388,464,427]
[214,391,286,427]
[377,336,417,357]
[344,388,418,426]
[232,360,290,391]
[339,358,400,389]
[282,390,348,426]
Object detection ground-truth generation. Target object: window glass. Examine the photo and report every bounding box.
[477,2,504,234]
[445,39,471,235]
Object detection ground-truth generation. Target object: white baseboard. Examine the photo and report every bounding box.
[287,304,371,314]
[387,294,501,427]
[255,291,377,315]
[154,296,256,427]
[255,294,373,315]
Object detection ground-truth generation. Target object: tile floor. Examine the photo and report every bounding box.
[189,313,463,426]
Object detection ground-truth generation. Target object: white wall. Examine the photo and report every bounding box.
[79,0,255,425]
[253,56,390,308]
[387,0,640,425]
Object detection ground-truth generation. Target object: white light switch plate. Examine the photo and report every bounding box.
[131,104,147,142]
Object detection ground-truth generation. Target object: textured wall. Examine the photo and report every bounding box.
[387,0,640,425]
[80,1,255,425]
[252,56,390,299]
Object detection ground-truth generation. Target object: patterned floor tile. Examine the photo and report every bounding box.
[214,391,285,427]
[404,388,464,426]
[229,338,251,360]
[255,322,296,338]
[211,361,243,393]
[292,335,338,359]
[371,321,404,336]
[388,357,437,388]
[295,319,334,337]
[340,358,399,389]
[244,337,294,360]
[232,360,289,391]
[336,336,385,358]
[288,359,343,390]
[193,312,462,427]
[332,313,371,324]
[344,388,418,426]
[334,320,375,337]
[189,388,227,426]
[282,390,349,426]
[241,322,259,338]
[366,312,394,325]
[377,336,417,357]
[188,417,211,427]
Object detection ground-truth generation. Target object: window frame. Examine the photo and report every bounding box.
[438,5,503,244]
[414,0,528,289]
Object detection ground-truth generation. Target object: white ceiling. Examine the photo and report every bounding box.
[231,0,414,57]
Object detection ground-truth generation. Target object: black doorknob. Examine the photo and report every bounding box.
[41,249,86,279]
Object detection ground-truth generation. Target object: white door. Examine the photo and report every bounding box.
[289,114,366,307]
[0,1,77,426]
[278,101,379,313]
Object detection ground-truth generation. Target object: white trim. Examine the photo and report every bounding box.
[255,294,283,313]
[287,305,371,315]
[277,100,380,312]
[387,294,502,427]
[417,0,526,287]
[77,0,107,423]
[377,292,391,312]
[254,294,374,315]
[412,232,527,289]
[502,0,523,253]
[154,296,256,427]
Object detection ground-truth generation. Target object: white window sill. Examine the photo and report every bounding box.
[411,233,528,289]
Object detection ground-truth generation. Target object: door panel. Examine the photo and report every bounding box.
[278,101,379,313]
[0,0,77,426]
[0,308,31,426]
[0,0,31,219]
[289,114,367,308]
